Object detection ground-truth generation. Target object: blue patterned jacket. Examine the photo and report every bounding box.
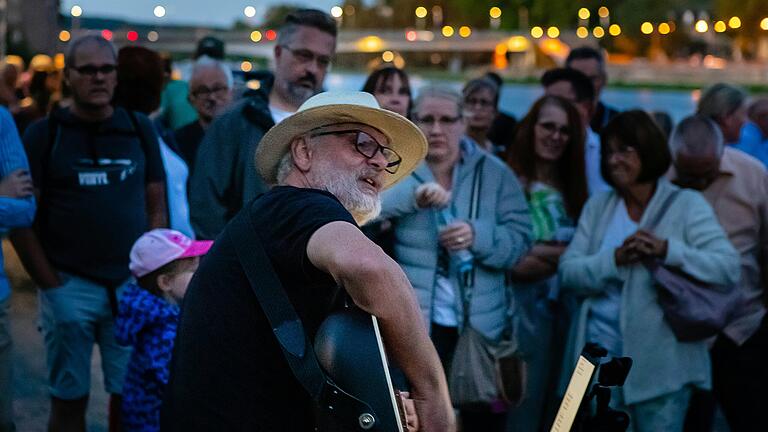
[115,283,179,431]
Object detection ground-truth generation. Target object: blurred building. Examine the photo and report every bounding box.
[4,0,60,56]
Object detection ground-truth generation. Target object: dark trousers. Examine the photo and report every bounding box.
[430,323,507,432]
[684,316,768,432]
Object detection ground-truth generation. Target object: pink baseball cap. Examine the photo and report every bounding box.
[129,229,213,277]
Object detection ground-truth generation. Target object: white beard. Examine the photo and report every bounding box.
[311,164,382,225]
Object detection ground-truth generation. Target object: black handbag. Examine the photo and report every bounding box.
[643,189,743,342]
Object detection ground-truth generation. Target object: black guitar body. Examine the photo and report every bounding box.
[315,307,405,432]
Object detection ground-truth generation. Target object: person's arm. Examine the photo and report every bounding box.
[146,181,167,229]
[511,243,566,282]
[307,221,455,432]
[9,225,61,288]
[470,165,533,269]
[138,114,168,229]
[559,195,623,296]
[378,175,423,220]
[0,107,36,229]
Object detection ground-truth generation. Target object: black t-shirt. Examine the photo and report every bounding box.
[162,186,357,431]
[23,107,165,286]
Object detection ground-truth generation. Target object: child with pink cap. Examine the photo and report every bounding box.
[115,229,212,431]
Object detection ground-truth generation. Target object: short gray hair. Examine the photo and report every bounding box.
[669,115,724,160]
[275,151,294,185]
[697,83,748,119]
[191,55,233,88]
[412,85,463,118]
[65,34,116,69]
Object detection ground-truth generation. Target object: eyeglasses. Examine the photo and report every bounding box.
[536,121,571,138]
[71,64,116,76]
[191,85,230,98]
[280,45,332,69]
[414,115,461,127]
[465,97,495,109]
[309,128,402,174]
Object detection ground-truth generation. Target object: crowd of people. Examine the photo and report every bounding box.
[1,6,767,432]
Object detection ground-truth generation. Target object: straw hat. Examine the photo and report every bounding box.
[255,91,427,190]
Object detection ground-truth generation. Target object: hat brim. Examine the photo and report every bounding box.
[179,240,214,259]
[255,104,427,190]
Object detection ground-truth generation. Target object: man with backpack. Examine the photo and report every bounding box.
[10,34,167,431]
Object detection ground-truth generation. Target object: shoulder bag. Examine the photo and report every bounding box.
[643,190,742,342]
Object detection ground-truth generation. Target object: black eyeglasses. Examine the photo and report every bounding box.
[536,121,571,138]
[414,115,461,127]
[280,45,332,69]
[71,64,116,76]
[191,85,230,98]
[309,128,402,174]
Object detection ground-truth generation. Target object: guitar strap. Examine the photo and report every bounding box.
[230,206,378,431]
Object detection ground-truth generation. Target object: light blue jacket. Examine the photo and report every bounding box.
[0,107,36,301]
[558,179,740,405]
[380,142,532,340]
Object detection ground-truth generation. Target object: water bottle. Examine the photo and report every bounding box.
[436,208,474,275]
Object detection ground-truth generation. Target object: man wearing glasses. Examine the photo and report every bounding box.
[189,9,337,240]
[11,34,167,430]
[163,91,455,431]
[173,56,233,173]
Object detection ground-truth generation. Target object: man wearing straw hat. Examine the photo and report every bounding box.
[163,91,455,431]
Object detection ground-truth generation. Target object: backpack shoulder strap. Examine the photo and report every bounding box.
[126,109,151,157]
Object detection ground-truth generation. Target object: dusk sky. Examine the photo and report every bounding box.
[61,0,342,27]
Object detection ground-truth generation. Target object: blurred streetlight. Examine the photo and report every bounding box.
[250,31,262,42]
[243,6,256,18]
[547,26,559,38]
[442,26,454,37]
[459,26,471,38]
[415,7,427,19]
[641,22,654,34]
[714,21,726,33]
[489,7,501,19]
[598,7,609,18]
[728,17,741,29]
[576,27,589,38]
[593,26,605,38]
[330,6,343,18]
[59,30,71,42]
[761,18,768,31]
[578,8,590,20]
[695,20,709,33]
[240,61,253,72]
[153,5,166,18]
[530,26,543,39]
[71,5,83,17]
[658,23,671,35]
[382,51,394,62]
[148,31,159,42]
[609,24,621,36]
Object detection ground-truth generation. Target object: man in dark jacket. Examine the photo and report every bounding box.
[188,9,337,239]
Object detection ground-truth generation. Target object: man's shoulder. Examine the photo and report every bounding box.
[724,146,766,173]
[206,96,274,140]
[253,187,354,225]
